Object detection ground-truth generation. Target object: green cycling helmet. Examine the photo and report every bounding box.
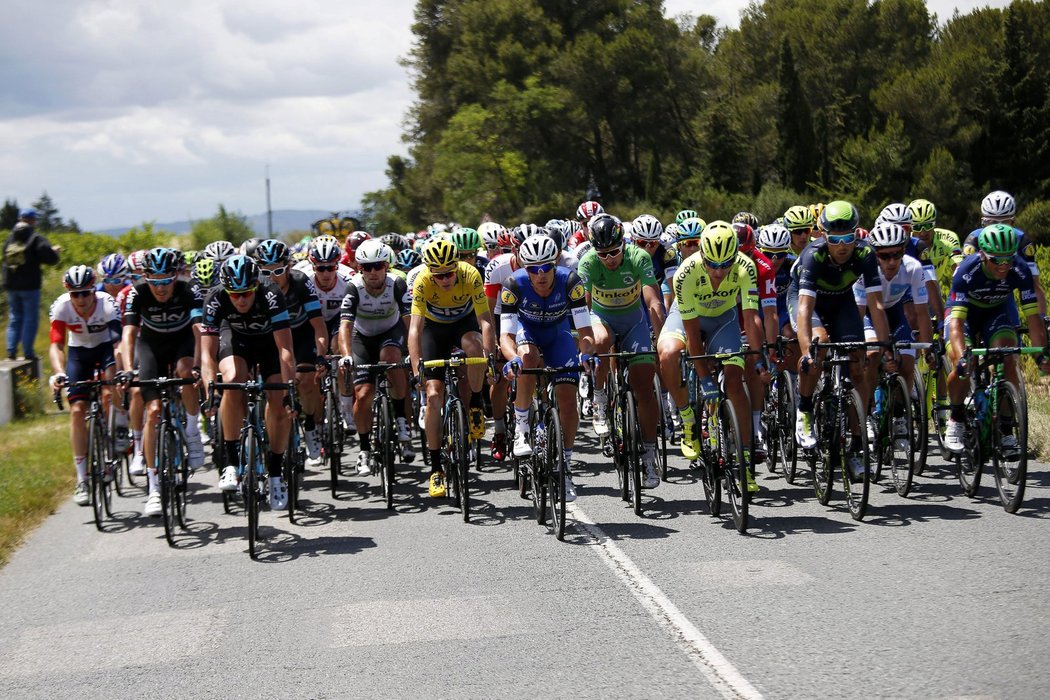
[977,223,1018,257]
[819,200,859,234]
[676,217,707,241]
[451,227,482,255]
[675,209,700,225]
[194,257,217,286]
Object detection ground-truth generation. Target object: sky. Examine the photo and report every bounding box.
[0,0,1010,231]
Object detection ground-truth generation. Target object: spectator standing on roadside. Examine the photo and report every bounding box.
[3,208,61,360]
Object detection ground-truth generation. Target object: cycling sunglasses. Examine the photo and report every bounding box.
[595,246,622,259]
[146,276,176,286]
[984,253,1014,266]
[313,264,338,272]
[634,239,660,248]
[826,233,856,245]
[226,287,257,299]
[677,238,700,247]
[876,250,905,261]
[259,266,287,277]
[760,249,789,260]
[912,222,935,232]
[103,276,125,285]
[432,269,457,280]
[705,258,735,270]
[70,289,93,298]
[360,262,386,272]
[526,263,555,275]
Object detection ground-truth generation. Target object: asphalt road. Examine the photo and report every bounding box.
[1,423,1048,699]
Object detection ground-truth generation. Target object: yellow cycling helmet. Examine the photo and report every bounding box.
[422,238,459,269]
[700,221,738,265]
[908,198,937,228]
[783,205,815,231]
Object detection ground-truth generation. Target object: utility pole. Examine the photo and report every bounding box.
[265,164,273,238]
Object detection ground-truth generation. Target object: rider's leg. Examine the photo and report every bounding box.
[629,361,659,443]
[723,364,751,447]
[218,356,248,471]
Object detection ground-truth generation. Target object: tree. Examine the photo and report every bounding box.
[189,205,255,249]
[0,199,18,230]
[776,39,817,192]
[31,192,63,232]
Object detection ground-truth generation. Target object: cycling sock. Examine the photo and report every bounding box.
[303,414,315,431]
[752,411,762,436]
[184,412,200,436]
[115,410,128,428]
[225,440,240,468]
[643,442,656,460]
[798,394,814,413]
[593,389,607,410]
[470,391,482,410]
[564,449,573,467]
[133,430,143,455]
[340,395,354,420]
[268,452,283,478]
[514,406,530,432]
[429,449,442,473]
[494,418,505,433]
[147,468,159,493]
[360,433,371,452]
[678,405,695,425]
[74,455,88,482]
[950,404,965,422]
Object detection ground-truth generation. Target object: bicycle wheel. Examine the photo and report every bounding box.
[992,381,1027,513]
[87,414,107,530]
[173,430,189,530]
[625,390,643,516]
[528,408,547,523]
[885,374,915,497]
[957,401,982,498]
[912,365,929,477]
[243,429,260,560]
[776,371,798,484]
[699,402,721,516]
[655,376,670,481]
[546,407,568,540]
[374,394,394,511]
[811,393,833,506]
[610,376,629,502]
[285,421,302,523]
[719,398,748,533]
[158,425,177,546]
[326,389,340,499]
[841,389,870,521]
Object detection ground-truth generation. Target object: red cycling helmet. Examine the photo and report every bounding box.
[343,231,373,264]
[732,222,756,254]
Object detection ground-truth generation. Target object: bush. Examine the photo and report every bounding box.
[1017,200,1050,245]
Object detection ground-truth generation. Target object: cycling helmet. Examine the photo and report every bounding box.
[144,247,180,275]
[868,222,909,249]
[204,240,236,262]
[877,203,912,227]
[699,221,738,265]
[239,238,262,258]
[508,225,533,249]
[518,235,560,265]
[344,231,373,262]
[783,205,815,231]
[757,223,791,251]
[661,225,678,247]
[428,222,449,236]
[396,248,421,271]
[632,214,663,241]
[64,265,96,291]
[478,222,503,249]
[977,223,1019,256]
[496,227,516,251]
[810,202,826,223]
[97,253,127,279]
[587,214,624,249]
[220,255,259,292]
[544,219,568,250]
[819,200,860,234]
[380,233,408,252]
[566,219,584,237]
[309,235,342,264]
[732,222,756,254]
[576,200,604,222]
[451,227,482,255]
[193,257,217,286]
[356,239,392,265]
[422,238,459,269]
[520,223,546,239]
[255,239,289,265]
[675,217,707,241]
[856,227,870,240]
[732,211,760,229]
[981,190,1016,219]
[675,209,700,225]
[908,198,937,228]
[127,250,146,275]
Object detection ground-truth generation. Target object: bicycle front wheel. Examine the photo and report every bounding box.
[699,402,721,516]
[546,407,567,540]
[326,390,341,499]
[158,425,177,546]
[243,430,261,560]
[841,389,870,521]
[957,400,983,498]
[173,430,189,530]
[812,393,833,506]
[912,364,930,477]
[992,381,1027,513]
[655,376,670,481]
[885,374,915,497]
[87,414,107,530]
[776,370,798,484]
[719,399,748,533]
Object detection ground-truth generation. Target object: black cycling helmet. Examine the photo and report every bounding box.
[587,213,624,249]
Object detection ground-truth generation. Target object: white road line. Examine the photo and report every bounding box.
[571,503,764,700]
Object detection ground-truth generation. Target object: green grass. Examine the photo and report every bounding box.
[0,414,74,568]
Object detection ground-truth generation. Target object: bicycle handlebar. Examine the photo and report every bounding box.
[595,351,656,360]
[519,365,584,375]
[420,357,490,368]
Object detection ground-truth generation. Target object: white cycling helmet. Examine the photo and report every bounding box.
[309,235,342,264]
[661,223,679,247]
[867,222,909,249]
[517,234,559,265]
[478,221,503,248]
[981,190,1016,219]
[203,240,236,262]
[877,203,912,227]
[632,214,663,241]
[355,239,392,265]
[757,223,791,251]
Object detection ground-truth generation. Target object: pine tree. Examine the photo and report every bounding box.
[776,39,817,192]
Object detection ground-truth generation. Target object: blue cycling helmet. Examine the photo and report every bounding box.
[220,254,259,292]
[396,248,421,271]
[144,247,179,275]
[97,253,127,279]
[255,239,289,265]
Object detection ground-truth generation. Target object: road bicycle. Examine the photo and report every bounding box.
[762,336,799,484]
[321,355,347,498]
[597,350,657,517]
[871,342,930,497]
[355,359,410,511]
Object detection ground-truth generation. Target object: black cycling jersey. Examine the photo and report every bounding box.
[201,281,290,336]
[123,280,204,337]
[277,269,322,329]
[793,239,881,300]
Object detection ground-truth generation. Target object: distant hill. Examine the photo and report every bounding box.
[94,209,360,238]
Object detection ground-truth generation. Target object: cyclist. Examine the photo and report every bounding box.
[669,222,764,491]
[407,238,497,498]
[656,217,706,459]
[341,231,373,272]
[501,235,595,501]
[452,227,489,277]
[202,240,237,264]
[479,222,505,260]
[121,247,206,516]
[200,255,297,510]
[631,214,678,309]
[944,224,1050,453]
[962,190,1046,315]
[876,202,946,324]
[338,239,414,475]
[791,201,894,483]
[97,253,132,450]
[578,213,665,488]
[908,198,963,292]
[396,248,421,274]
[47,266,122,507]
[783,205,817,256]
[254,239,329,468]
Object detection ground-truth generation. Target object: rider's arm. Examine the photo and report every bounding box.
[121,324,139,371]
[796,294,815,360]
[310,316,328,357]
[408,314,424,375]
[273,328,296,384]
[201,335,219,387]
[642,283,665,335]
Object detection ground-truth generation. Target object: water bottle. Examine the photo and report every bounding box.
[707,414,718,450]
[873,385,885,417]
[535,421,547,454]
[974,389,987,422]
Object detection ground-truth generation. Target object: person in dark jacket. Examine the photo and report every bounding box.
[3,209,61,360]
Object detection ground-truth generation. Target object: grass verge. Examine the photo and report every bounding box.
[0,414,73,568]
